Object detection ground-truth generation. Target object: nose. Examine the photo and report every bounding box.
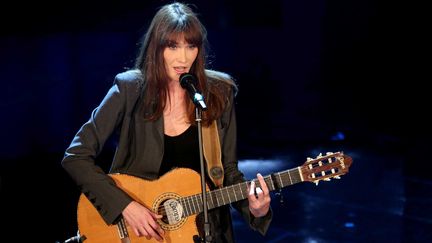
[177,48,187,63]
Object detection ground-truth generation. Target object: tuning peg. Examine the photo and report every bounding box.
[314,181,319,186]
[326,152,333,155]
[324,178,331,181]
[333,176,341,179]
[307,157,313,161]
[340,162,346,169]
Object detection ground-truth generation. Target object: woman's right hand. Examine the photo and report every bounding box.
[122,201,165,242]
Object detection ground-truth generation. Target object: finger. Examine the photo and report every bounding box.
[151,211,164,219]
[149,212,165,235]
[248,180,258,202]
[145,218,164,239]
[133,224,149,238]
[143,223,163,242]
[133,228,140,237]
[137,226,150,238]
[257,173,269,194]
[249,180,255,195]
[148,217,165,236]
[255,186,263,197]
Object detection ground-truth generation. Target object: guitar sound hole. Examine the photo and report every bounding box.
[152,192,186,230]
[157,199,170,224]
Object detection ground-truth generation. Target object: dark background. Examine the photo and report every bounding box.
[1,0,430,242]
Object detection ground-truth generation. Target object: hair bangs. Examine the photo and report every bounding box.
[162,19,203,47]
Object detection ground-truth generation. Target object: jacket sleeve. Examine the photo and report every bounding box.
[220,89,273,235]
[61,74,136,225]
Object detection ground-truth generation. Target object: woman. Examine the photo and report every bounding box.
[62,2,272,242]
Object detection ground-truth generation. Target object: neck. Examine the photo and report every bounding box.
[168,79,182,90]
[165,81,186,110]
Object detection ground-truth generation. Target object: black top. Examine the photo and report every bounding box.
[159,125,200,176]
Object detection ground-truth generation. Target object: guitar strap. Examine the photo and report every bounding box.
[202,120,224,188]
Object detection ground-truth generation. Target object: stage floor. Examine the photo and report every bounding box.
[231,145,432,243]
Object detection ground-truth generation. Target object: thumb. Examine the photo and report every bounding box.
[150,210,163,219]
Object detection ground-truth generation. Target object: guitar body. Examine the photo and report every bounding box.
[77,168,205,243]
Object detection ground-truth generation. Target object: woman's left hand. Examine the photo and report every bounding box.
[247,173,271,217]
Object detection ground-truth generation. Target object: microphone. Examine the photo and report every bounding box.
[179,73,207,110]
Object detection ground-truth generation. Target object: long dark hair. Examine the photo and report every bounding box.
[134,2,235,126]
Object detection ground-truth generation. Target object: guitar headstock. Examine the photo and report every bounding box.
[300,151,352,185]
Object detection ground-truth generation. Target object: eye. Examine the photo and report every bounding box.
[188,44,197,49]
[167,41,178,49]
[168,44,178,50]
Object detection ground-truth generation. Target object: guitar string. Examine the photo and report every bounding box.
[155,172,302,215]
[133,155,342,215]
[152,171,302,216]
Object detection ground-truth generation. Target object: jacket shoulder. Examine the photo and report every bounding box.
[205,69,238,96]
[205,69,233,83]
[114,69,143,85]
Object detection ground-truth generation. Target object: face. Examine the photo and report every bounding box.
[163,36,199,83]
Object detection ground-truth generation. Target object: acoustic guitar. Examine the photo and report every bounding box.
[76,151,352,242]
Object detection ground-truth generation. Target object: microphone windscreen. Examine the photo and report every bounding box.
[179,73,197,88]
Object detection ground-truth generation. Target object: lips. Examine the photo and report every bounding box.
[174,67,187,74]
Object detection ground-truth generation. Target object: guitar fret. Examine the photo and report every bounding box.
[234,184,239,201]
[190,196,196,214]
[291,171,299,184]
[193,195,200,213]
[221,188,226,204]
[297,166,304,182]
[201,195,205,212]
[182,198,188,216]
[200,195,204,211]
[267,176,274,190]
[294,168,301,183]
[288,170,293,185]
[197,195,202,213]
[192,195,197,213]
[208,192,214,209]
[186,197,193,215]
[226,187,232,203]
[188,197,193,216]
[242,182,248,198]
[215,190,220,207]
[277,172,284,187]
[180,198,188,216]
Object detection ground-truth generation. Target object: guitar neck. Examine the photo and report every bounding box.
[180,166,303,216]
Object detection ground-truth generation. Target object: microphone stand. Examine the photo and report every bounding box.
[180,72,211,242]
[193,107,212,243]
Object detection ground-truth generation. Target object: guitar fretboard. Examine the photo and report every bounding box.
[178,167,303,217]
